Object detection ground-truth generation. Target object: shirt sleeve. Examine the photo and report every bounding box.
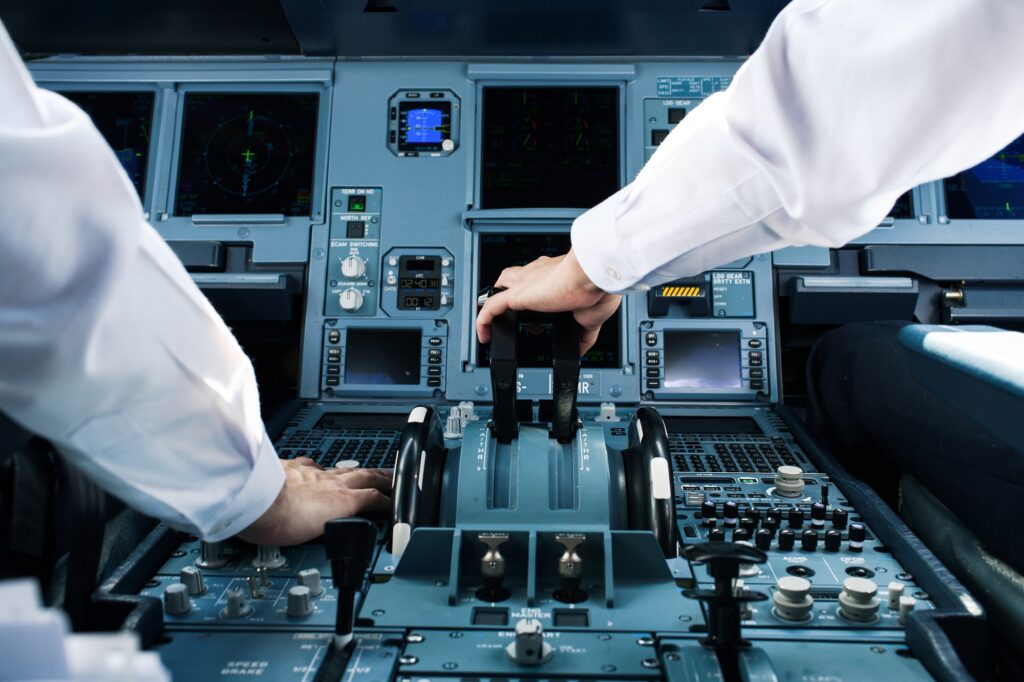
[573,0,1024,292]
[0,22,284,542]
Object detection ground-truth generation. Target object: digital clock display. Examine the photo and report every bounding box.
[397,255,443,311]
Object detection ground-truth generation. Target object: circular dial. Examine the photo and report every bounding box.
[340,255,366,279]
[339,288,364,312]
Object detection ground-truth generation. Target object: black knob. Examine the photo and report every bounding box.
[723,502,738,526]
[824,529,842,552]
[778,529,795,551]
[705,519,717,529]
[832,508,849,530]
[848,523,866,552]
[701,500,717,524]
[755,528,773,551]
[735,505,750,520]
[801,529,818,551]
[733,528,751,543]
[762,516,780,532]
[811,503,827,527]
[820,483,830,505]
[739,517,757,532]
[788,508,804,529]
[709,528,726,542]
[748,508,763,522]
[767,508,783,524]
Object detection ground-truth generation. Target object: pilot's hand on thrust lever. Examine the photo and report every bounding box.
[238,457,392,546]
[476,249,621,356]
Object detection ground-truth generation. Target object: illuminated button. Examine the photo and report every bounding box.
[389,257,399,267]
[387,274,397,285]
[750,358,763,367]
[748,340,762,348]
[428,356,442,365]
[646,357,660,366]
[646,380,661,389]
[646,350,660,359]
[427,378,442,387]
[429,337,443,346]
[346,221,364,238]
[427,367,441,376]
[645,332,657,347]
[428,349,442,358]
[646,368,659,378]
[348,195,367,212]
[749,351,763,360]
[441,258,450,267]
[328,330,341,344]
[326,377,340,386]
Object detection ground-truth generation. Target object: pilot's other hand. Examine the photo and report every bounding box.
[237,457,391,546]
[476,249,621,356]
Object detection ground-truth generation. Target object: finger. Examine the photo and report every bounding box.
[493,266,524,290]
[579,325,601,356]
[336,468,394,494]
[347,489,391,515]
[290,456,322,470]
[475,289,512,345]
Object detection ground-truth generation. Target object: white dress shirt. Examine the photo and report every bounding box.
[0,23,284,541]
[573,0,1024,292]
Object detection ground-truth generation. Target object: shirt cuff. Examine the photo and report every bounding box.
[571,190,644,294]
[201,435,285,542]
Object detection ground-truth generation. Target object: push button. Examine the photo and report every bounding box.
[346,221,364,238]
[750,380,764,390]
[427,367,441,377]
[748,339,762,348]
[429,337,443,346]
[427,378,441,387]
[646,368,660,378]
[645,332,658,347]
[326,366,340,376]
[326,377,340,386]
[749,369,763,379]
[646,379,661,389]
[328,330,341,344]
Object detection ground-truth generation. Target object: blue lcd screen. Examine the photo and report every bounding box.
[945,133,1024,219]
[398,101,451,152]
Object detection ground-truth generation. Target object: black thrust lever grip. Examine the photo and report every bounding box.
[484,287,580,443]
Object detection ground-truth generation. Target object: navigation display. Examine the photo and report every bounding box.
[62,91,154,199]
[174,93,319,216]
[477,233,620,368]
[944,133,1024,219]
[344,329,421,385]
[481,87,620,209]
[398,101,452,153]
[664,331,741,389]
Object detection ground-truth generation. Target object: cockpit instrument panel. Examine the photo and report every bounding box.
[944,132,1024,220]
[480,86,620,208]
[61,90,154,200]
[173,92,319,217]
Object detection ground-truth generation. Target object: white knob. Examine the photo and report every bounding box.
[221,588,253,619]
[898,596,916,624]
[839,577,880,622]
[387,274,397,285]
[286,585,313,618]
[164,583,191,616]
[772,576,813,621]
[297,568,324,597]
[887,581,905,609]
[506,618,553,666]
[441,139,455,152]
[253,545,286,569]
[441,274,450,287]
[334,459,361,470]
[340,256,366,279]
[388,256,398,267]
[774,465,805,498]
[196,541,227,569]
[179,566,206,596]
[339,288,364,312]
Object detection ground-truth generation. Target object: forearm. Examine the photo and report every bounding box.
[573,0,1024,292]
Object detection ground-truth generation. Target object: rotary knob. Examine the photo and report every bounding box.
[297,568,324,597]
[221,588,253,619]
[338,288,364,312]
[196,541,227,569]
[774,466,805,498]
[286,585,314,618]
[179,566,206,596]
[839,577,880,622]
[773,576,814,621]
[164,583,191,616]
[340,256,366,279]
[253,545,287,570]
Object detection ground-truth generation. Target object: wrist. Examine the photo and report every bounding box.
[564,249,604,297]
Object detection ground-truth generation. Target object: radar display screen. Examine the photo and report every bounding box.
[664,331,741,389]
[174,93,319,216]
[481,87,620,209]
[398,101,452,153]
[477,233,620,368]
[944,133,1024,219]
[344,329,421,385]
[61,91,154,199]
